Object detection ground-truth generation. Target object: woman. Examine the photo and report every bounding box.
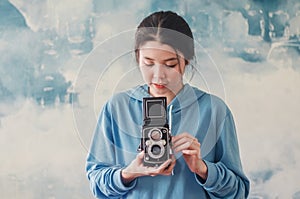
[86,11,250,198]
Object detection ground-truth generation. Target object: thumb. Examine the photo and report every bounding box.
[137,151,145,160]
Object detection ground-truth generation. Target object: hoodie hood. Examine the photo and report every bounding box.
[126,83,206,112]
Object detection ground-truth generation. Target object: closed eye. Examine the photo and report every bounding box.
[165,64,177,68]
[144,61,154,67]
[142,57,178,68]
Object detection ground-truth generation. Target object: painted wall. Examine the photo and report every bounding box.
[1,0,300,198]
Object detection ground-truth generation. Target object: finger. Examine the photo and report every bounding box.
[166,158,176,171]
[146,159,171,172]
[172,132,191,141]
[170,154,176,161]
[161,169,174,176]
[173,141,193,152]
[161,162,176,175]
[135,151,145,165]
[137,151,144,159]
[147,159,175,176]
[191,139,200,148]
[173,135,196,146]
[182,149,198,155]
[172,136,188,146]
[172,138,193,150]
[150,159,172,175]
[159,159,173,170]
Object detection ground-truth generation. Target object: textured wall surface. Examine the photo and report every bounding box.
[1,0,300,198]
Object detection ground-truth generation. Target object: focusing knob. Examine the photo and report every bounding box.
[146,140,152,146]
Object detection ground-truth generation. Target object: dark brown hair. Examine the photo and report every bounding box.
[135,11,195,63]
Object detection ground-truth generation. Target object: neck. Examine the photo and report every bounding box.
[148,84,184,105]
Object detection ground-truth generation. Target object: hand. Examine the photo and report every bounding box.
[172,132,207,180]
[121,151,176,185]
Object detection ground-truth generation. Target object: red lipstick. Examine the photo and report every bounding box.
[153,84,165,89]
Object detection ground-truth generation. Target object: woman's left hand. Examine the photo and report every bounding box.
[172,132,208,180]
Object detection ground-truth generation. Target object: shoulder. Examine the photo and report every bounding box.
[105,85,147,108]
[189,85,226,106]
[190,85,231,116]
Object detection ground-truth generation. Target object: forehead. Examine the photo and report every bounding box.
[139,41,178,57]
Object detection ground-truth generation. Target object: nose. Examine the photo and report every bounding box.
[153,64,166,79]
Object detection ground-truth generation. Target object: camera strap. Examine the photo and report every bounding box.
[169,105,173,136]
[169,105,173,155]
[169,105,175,175]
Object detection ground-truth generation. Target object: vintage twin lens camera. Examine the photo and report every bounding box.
[139,97,171,167]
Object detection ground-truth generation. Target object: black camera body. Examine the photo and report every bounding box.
[139,97,171,167]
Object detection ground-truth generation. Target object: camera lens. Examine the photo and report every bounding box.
[151,145,161,156]
[150,129,161,141]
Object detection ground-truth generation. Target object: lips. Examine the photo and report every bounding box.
[153,83,166,89]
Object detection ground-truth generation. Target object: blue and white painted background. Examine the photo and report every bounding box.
[1,0,300,198]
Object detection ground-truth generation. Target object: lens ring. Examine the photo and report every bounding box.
[149,128,162,141]
[148,143,165,159]
[151,145,161,155]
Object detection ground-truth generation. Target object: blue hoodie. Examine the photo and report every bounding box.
[86,84,250,199]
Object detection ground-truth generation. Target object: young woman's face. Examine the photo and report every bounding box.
[138,41,186,100]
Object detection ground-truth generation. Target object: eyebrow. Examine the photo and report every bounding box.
[144,56,178,62]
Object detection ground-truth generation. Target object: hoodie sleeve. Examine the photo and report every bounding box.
[195,111,250,198]
[85,102,137,199]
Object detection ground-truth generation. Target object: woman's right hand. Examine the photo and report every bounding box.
[121,151,176,185]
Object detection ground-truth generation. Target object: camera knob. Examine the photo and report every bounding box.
[146,140,152,146]
[150,129,162,141]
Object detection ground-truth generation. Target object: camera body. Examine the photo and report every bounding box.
[140,97,171,167]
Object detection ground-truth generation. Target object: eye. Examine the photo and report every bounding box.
[165,64,177,68]
[143,60,154,67]
[165,62,178,68]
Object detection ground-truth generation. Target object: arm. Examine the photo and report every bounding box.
[196,112,250,198]
[173,111,249,198]
[85,103,136,199]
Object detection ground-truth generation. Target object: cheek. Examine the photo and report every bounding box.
[171,66,184,78]
[139,67,152,81]
[170,71,183,82]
